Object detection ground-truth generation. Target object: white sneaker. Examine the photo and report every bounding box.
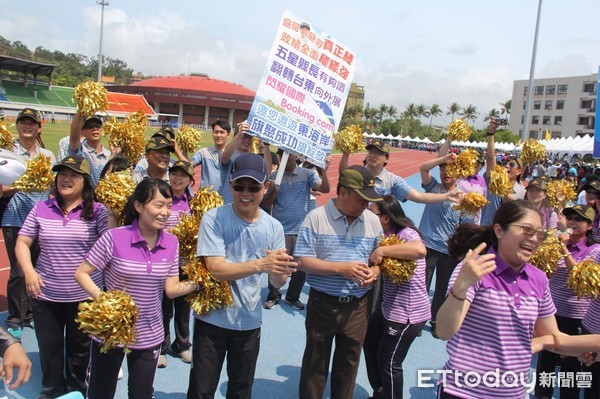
[117,367,124,380]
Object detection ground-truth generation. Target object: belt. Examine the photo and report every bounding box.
[310,288,365,304]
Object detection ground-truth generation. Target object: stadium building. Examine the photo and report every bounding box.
[108,73,256,129]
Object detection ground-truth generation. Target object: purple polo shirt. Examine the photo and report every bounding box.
[583,250,600,334]
[549,240,599,318]
[85,219,179,350]
[164,192,191,230]
[381,227,430,324]
[19,199,107,302]
[442,247,556,399]
[539,206,558,230]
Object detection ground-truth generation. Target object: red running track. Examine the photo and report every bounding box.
[0,149,437,312]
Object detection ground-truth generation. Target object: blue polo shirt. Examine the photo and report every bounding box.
[191,145,224,190]
[373,167,412,202]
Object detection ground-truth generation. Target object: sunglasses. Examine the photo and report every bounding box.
[232,184,263,193]
[565,214,588,222]
[509,224,548,240]
[84,123,102,130]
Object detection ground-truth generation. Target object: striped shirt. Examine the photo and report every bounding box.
[381,227,430,324]
[456,175,487,225]
[582,250,600,334]
[418,177,464,254]
[442,247,556,399]
[85,220,179,349]
[270,166,321,234]
[191,145,224,190]
[68,139,110,187]
[549,240,599,318]
[373,167,412,202]
[295,199,382,298]
[480,176,526,226]
[164,192,191,230]
[539,206,558,230]
[196,204,285,330]
[218,152,241,204]
[2,141,56,228]
[19,199,107,302]
[132,167,170,184]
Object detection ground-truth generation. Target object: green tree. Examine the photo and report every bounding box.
[427,103,442,132]
[461,104,478,123]
[404,103,418,119]
[377,104,388,125]
[484,108,500,122]
[387,105,398,121]
[447,102,461,121]
[416,104,429,122]
[499,99,511,120]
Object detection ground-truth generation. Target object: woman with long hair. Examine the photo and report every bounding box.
[524,177,559,231]
[437,199,560,398]
[75,178,199,399]
[363,195,430,399]
[15,155,109,398]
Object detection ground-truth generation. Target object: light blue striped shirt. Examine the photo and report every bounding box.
[373,167,412,202]
[191,145,224,190]
[295,199,382,297]
[270,166,321,234]
[68,139,110,187]
[196,204,286,330]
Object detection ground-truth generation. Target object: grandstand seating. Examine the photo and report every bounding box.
[1,80,74,107]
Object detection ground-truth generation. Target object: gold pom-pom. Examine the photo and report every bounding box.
[546,180,577,209]
[72,81,108,117]
[0,119,14,149]
[250,137,261,154]
[530,235,563,277]
[105,111,147,166]
[94,169,135,224]
[334,125,365,154]
[445,149,478,179]
[377,235,417,284]
[11,154,54,192]
[176,126,202,153]
[568,259,600,300]
[182,258,233,315]
[189,187,224,217]
[447,119,472,142]
[452,192,489,215]
[171,213,202,260]
[76,290,139,353]
[521,139,546,165]
[489,165,513,197]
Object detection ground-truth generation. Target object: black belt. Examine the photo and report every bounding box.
[310,288,365,303]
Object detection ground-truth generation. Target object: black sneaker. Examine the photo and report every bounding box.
[263,298,279,309]
[284,299,305,310]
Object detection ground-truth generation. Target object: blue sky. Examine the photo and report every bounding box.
[1,0,598,127]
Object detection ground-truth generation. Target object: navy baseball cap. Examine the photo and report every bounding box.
[231,153,267,183]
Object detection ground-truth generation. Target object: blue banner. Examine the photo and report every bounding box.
[594,65,600,158]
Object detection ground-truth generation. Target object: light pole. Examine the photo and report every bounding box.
[97,0,109,83]
[521,0,543,142]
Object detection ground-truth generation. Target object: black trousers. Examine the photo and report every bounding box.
[3,226,35,329]
[160,285,191,354]
[86,340,160,399]
[363,307,425,399]
[425,248,458,323]
[31,299,90,399]
[535,315,583,399]
[266,235,305,301]
[187,319,261,399]
[581,326,600,399]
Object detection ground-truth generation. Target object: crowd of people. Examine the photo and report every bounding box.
[2,106,600,399]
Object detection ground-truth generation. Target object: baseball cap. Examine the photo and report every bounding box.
[231,153,267,183]
[527,177,548,191]
[16,107,42,124]
[52,155,91,176]
[145,136,175,153]
[82,115,103,128]
[339,165,382,202]
[169,160,194,178]
[152,126,175,140]
[366,140,390,156]
[563,204,595,223]
[567,167,577,176]
[583,181,600,193]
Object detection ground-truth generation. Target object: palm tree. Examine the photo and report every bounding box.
[386,105,398,121]
[461,104,478,123]
[377,104,388,125]
[484,108,500,122]
[447,102,461,121]
[404,103,418,119]
[499,99,511,120]
[416,104,429,122]
[427,103,442,131]
[363,105,377,126]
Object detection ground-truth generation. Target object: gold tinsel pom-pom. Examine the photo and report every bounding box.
[11,154,54,192]
[521,139,546,165]
[377,235,417,284]
[568,259,600,300]
[104,111,147,166]
[445,149,478,179]
[76,290,139,353]
[530,235,562,277]
[546,180,578,209]
[171,213,202,260]
[176,126,202,153]
[334,125,365,154]
[189,187,224,217]
[489,165,513,197]
[447,119,472,142]
[0,119,14,149]
[250,137,261,154]
[452,192,489,215]
[94,169,135,224]
[72,81,108,117]
[182,258,233,315]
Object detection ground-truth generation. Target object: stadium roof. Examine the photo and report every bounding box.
[0,55,57,78]
[107,92,155,116]
[130,75,255,97]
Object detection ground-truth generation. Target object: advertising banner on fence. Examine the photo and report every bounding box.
[247,10,356,168]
